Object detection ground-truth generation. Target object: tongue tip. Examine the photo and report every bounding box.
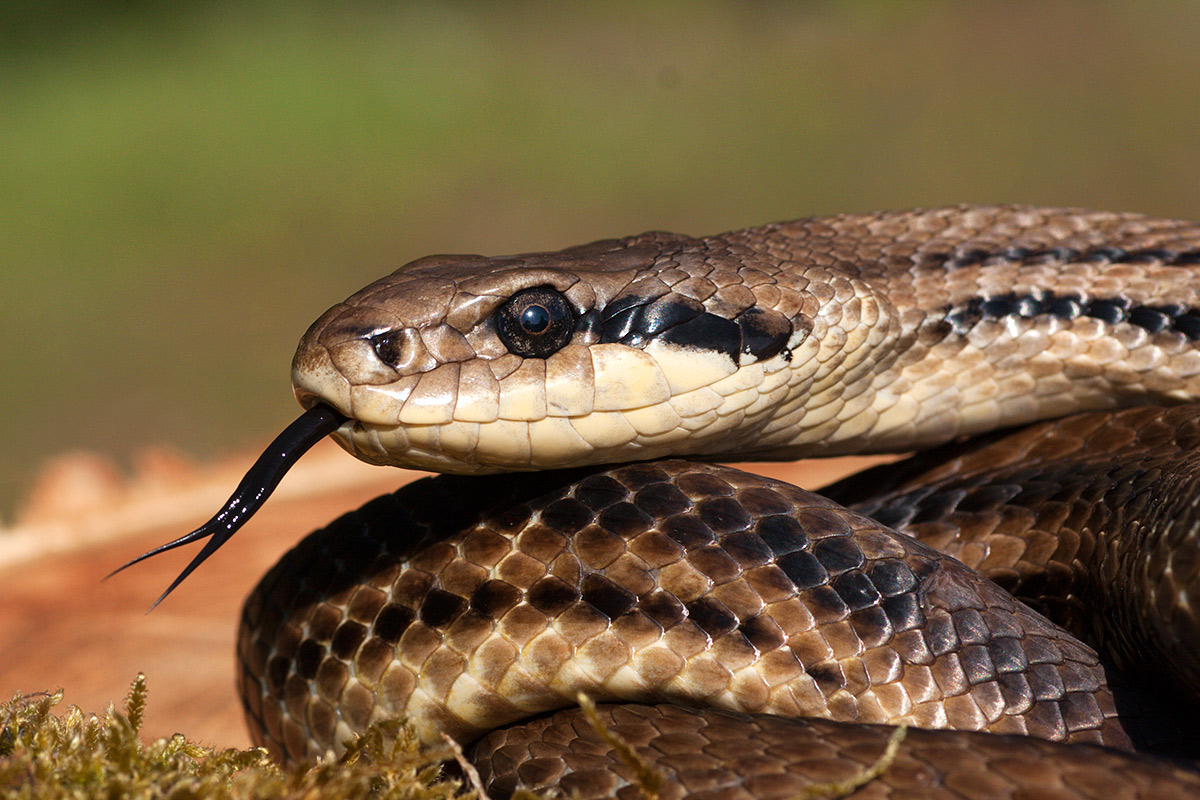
[108,402,350,608]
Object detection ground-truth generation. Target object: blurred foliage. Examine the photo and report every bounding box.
[0,675,474,800]
[3,1,1200,518]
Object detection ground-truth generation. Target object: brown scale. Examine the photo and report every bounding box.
[470,704,1200,800]
[824,404,1200,713]
[237,460,1130,765]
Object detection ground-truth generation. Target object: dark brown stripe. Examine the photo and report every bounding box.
[945,290,1200,340]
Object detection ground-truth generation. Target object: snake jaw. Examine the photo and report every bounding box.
[108,403,347,610]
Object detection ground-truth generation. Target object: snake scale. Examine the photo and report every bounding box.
[122,206,1200,798]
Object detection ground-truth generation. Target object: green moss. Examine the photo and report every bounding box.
[0,675,472,800]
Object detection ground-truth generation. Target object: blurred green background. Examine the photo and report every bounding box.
[4,1,1200,520]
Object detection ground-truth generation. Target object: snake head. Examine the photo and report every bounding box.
[290,231,811,473]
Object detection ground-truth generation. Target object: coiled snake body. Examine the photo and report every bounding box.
[127,207,1200,798]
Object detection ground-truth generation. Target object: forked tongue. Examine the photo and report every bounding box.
[106,403,347,611]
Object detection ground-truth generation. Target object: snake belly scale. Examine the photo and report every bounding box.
[130,206,1200,797]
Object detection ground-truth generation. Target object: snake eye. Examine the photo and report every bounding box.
[495,287,575,358]
[370,330,404,366]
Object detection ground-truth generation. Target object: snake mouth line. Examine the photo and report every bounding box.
[107,402,348,611]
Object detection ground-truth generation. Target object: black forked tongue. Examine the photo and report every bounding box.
[106,403,347,611]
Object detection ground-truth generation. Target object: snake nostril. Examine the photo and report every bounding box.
[294,390,320,410]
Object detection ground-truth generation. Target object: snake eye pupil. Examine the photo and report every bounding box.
[496,287,575,358]
[370,330,403,366]
[521,305,551,333]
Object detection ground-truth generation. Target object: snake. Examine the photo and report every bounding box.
[118,205,1200,798]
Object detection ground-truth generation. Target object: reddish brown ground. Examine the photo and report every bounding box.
[0,443,886,751]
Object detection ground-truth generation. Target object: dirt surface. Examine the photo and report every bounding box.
[0,444,887,751]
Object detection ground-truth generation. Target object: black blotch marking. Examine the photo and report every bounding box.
[737,488,792,517]
[1119,248,1176,263]
[295,639,325,680]
[575,309,601,339]
[906,490,964,524]
[980,297,1019,318]
[848,605,893,648]
[1127,306,1171,333]
[600,293,672,347]
[1029,246,1080,262]
[677,472,735,498]
[659,312,742,362]
[881,593,923,632]
[599,502,656,538]
[640,590,687,628]
[602,293,651,324]
[807,662,844,693]
[864,501,916,530]
[756,515,809,556]
[739,615,786,651]
[948,248,990,268]
[581,574,637,619]
[945,244,1200,266]
[777,550,829,591]
[492,503,533,534]
[267,656,290,693]
[663,515,716,549]
[374,604,416,644]
[1045,295,1083,319]
[392,571,434,609]
[1083,298,1129,324]
[600,305,644,343]
[308,605,339,641]
[634,483,693,518]
[806,585,849,618]
[618,462,672,490]
[686,597,739,638]
[812,538,864,575]
[921,251,951,268]
[955,484,1021,513]
[1176,313,1200,339]
[527,576,582,615]
[689,545,741,583]
[832,570,882,612]
[470,579,523,617]
[419,588,467,628]
[639,296,705,336]
[575,475,630,510]
[866,560,918,598]
[1083,247,1126,262]
[720,530,774,567]
[697,497,753,534]
[945,290,1200,340]
[541,498,596,533]
[735,306,792,361]
[331,621,368,660]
